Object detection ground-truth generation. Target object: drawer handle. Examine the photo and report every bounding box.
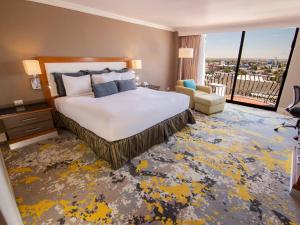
[21,117,37,122]
[25,127,41,133]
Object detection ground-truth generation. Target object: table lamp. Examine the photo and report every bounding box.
[131,59,142,85]
[178,48,194,80]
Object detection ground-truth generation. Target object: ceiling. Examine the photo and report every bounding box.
[30,0,300,34]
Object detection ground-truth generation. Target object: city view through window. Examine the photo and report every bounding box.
[205,28,296,108]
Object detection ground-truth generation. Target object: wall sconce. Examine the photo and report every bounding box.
[131,59,142,85]
[22,60,42,90]
[131,59,142,70]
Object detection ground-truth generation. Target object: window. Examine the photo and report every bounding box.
[205,28,298,110]
[205,32,241,100]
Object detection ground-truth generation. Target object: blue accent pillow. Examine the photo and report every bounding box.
[183,80,196,90]
[93,81,119,98]
[52,71,86,96]
[115,79,136,92]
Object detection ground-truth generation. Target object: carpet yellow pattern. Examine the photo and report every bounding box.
[2,104,300,225]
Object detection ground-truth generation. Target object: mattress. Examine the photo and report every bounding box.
[54,88,190,142]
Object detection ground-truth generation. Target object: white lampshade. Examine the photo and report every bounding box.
[131,60,142,69]
[23,60,41,76]
[178,48,194,58]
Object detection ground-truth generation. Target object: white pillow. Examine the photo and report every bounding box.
[92,72,121,84]
[62,75,92,96]
[120,70,135,80]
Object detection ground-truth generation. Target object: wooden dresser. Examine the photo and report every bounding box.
[0,103,57,149]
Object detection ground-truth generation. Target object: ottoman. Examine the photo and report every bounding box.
[194,94,225,115]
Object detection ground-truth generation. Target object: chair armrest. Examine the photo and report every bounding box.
[175,86,195,98]
[196,85,212,94]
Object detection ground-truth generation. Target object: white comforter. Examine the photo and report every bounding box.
[55,87,190,141]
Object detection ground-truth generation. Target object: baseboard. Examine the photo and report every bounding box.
[9,130,58,150]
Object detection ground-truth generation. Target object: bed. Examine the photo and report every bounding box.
[38,57,195,169]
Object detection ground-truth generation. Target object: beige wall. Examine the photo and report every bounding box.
[0,0,177,108]
[278,34,300,112]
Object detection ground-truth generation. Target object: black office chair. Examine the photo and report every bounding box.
[275,85,300,140]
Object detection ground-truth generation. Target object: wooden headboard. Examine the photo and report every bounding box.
[37,57,131,106]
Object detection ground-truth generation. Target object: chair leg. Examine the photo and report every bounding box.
[274,122,285,132]
[294,129,299,141]
[294,136,298,141]
[296,119,300,128]
[295,124,300,140]
[275,118,300,140]
[274,124,297,131]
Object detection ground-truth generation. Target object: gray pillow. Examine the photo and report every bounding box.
[81,68,110,75]
[52,72,86,96]
[116,79,136,92]
[110,68,129,73]
[93,81,119,98]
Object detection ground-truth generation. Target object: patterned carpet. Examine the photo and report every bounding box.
[2,104,300,225]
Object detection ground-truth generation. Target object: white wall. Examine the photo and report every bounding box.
[0,152,23,225]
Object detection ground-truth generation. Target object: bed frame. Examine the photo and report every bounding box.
[37,56,131,106]
[37,56,195,169]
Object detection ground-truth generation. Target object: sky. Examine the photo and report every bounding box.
[205,28,296,59]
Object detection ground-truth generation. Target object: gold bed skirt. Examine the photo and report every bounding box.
[54,110,195,169]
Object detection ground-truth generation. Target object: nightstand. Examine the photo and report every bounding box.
[0,102,58,150]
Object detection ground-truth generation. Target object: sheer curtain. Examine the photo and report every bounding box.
[178,35,200,81]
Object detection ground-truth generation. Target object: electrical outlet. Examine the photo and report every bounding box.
[13,100,23,106]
